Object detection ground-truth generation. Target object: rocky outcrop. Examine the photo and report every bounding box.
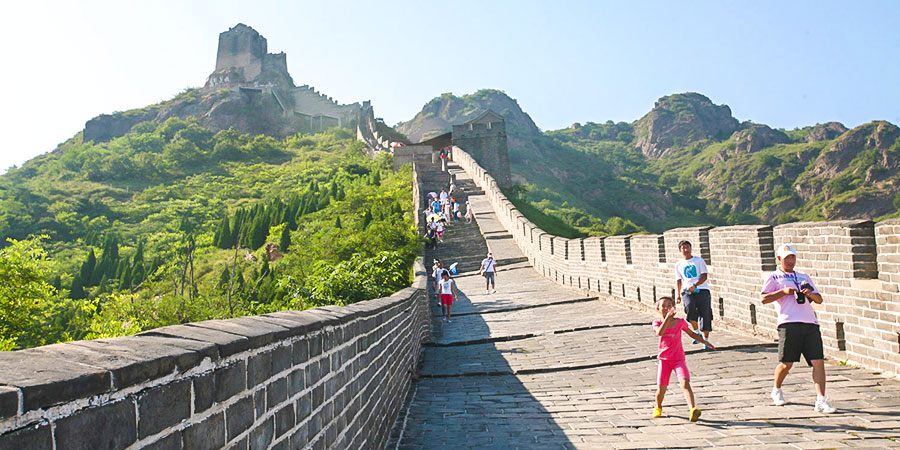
[730,124,790,154]
[806,122,848,143]
[395,89,541,144]
[84,111,157,143]
[811,121,900,178]
[634,93,739,158]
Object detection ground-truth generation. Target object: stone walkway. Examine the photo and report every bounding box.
[388,162,900,449]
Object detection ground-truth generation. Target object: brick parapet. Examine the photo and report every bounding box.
[0,257,430,449]
[454,147,900,377]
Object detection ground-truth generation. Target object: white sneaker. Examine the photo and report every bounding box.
[771,387,786,406]
[814,397,836,414]
[491,289,497,294]
[486,290,490,294]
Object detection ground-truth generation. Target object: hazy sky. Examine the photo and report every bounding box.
[2,0,899,172]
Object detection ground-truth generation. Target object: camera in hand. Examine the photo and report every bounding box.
[796,281,810,304]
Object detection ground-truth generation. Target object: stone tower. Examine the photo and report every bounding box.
[209,23,291,87]
[452,110,512,187]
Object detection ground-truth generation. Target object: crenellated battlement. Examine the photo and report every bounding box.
[454,146,900,377]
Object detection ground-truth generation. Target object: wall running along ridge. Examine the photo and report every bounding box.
[0,277,429,450]
[453,146,900,377]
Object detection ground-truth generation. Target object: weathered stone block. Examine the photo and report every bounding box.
[253,389,266,419]
[142,432,183,450]
[0,423,52,450]
[0,386,18,419]
[288,423,309,449]
[0,349,111,411]
[274,403,295,438]
[137,379,191,438]
[266,377,288,409]
[214,361,247,404]
[191,317,291,349]
[55,398,136,450]
[248,416,274,450]
[296,392,312,422]
[182,412,225,450]
[223,436,248,450]
[288,367,306,397]
[309,334,323,358]
[226,396,254,441]
[248,351,273,387]
[292,339,309,366]
[271,344,292,375]
[145,324,251,358]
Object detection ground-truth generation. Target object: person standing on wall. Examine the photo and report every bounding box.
[761,244,835,413]
[439,270,458,322]
[675,241,713,348]
[479,252,497,294]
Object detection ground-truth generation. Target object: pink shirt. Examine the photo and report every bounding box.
[761,270,820,326]
[653,318,689,361]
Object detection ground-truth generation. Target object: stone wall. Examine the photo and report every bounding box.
[454,146,900,377]
[0,264,430,449]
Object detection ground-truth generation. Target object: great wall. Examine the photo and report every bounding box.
[2,24,900,449]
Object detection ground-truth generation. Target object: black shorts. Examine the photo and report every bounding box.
[778,322,824,366]
[682,289,712,331]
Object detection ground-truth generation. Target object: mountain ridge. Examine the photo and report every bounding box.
[398,89,900,232]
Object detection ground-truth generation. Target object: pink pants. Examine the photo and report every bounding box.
[657,359,690,386]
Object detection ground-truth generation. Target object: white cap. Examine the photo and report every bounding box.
[487,252,493,258]
[776,244,797,259]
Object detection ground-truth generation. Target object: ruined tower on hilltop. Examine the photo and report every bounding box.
[205,24,361,133]
[207,23,292,87]
[452,110,512,187]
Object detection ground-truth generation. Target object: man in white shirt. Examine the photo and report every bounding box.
[479,253,497,294]
[675,241,712,346]
[761,244,835,413]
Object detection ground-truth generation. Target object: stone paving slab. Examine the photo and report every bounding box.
[421,325,765,377]
[390,162,900,449]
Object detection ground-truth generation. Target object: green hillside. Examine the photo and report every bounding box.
[0,118,419,350]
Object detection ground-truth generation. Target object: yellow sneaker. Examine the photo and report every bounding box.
[689,407,701,422]
[652,407,663,418]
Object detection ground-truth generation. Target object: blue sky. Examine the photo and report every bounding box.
[2,0,898,172]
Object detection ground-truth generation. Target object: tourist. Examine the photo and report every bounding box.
[435,220,445,243]
[449,181,457,196]
[431,198,441,214]
[465,201,473,223]
[424,225,437,250]
[439,189,448,205]
[479,252,497,294]
[761,244,835,413]
[675,241,713,347]
[438,270,458,322]
[453,200,461,221]
[443,200,453,223]
[652,296,715,421]
[432,260,444,303]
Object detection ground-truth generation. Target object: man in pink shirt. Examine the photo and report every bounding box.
[761,244,835,413]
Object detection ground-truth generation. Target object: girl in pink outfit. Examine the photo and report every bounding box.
[652,296,716,421]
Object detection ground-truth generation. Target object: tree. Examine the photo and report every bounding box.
[362,210,373,229]
[131,261,145,289]
[0,237,61,349]
[214,215,232,249]
[334,217,342,229]
[80,249,96,284]
[279,226,291,252]
[69,275,85,300]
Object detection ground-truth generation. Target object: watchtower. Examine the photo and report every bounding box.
[452,110,512,187]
